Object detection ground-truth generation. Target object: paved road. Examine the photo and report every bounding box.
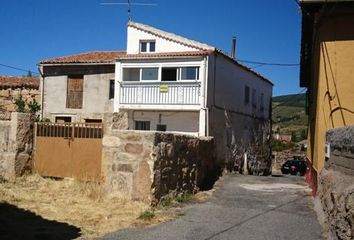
[103,175,323,240]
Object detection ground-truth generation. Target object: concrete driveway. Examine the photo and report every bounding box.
[102,174,323,240]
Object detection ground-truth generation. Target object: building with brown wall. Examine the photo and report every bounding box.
[300,0,354,191]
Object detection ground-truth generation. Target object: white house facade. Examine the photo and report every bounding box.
[39,21,273,171]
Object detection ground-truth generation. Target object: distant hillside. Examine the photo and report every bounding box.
[272,93,306,108]
[272,93,308,140]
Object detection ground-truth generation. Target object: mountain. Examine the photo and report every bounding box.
[272,93,308,140]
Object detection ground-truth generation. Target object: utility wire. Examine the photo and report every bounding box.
[0,63,39,76]
[237,59,299,67]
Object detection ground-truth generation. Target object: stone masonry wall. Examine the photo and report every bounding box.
[316,126,354,240]
[101,113,218,204]
[152,133,218,204]
[0,87,40,120]
[0,112,35,180]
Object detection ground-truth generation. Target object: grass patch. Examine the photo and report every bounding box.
[138,209,155,221]
[0,174,174,238]
[175,193,193,203]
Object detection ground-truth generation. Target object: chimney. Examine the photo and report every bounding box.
[231,36,236,60]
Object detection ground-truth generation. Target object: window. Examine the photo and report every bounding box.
[123,68,140,81]
[122,66,200,81]
[156,124,167,132]
[66,75,83,109]
[252,89,257,109]
[141,68,158,81]
[109,80,115,99]
[244,85,250,105]
[135,121,150,130]
[149,41,156,52]
[85,119,102,123]
[55,116,71,123]
[140,40,156,53]
[260,93,264,112]
[162,67,177,81]
[180,67,199,80]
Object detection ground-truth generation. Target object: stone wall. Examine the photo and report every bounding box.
[0,87,40,120]
[101,114,218,204]
[0,113,35,180]
[316,126,354,240]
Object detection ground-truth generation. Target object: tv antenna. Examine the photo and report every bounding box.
[101,1,158,20]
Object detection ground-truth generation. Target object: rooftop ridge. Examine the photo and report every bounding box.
[128,21,214,51]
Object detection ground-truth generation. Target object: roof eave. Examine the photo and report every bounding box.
[214,50,274,86]
[39,62,116,66]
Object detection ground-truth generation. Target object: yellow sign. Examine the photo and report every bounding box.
[160,85,169,93]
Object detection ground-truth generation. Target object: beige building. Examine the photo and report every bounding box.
[300,0,354,176]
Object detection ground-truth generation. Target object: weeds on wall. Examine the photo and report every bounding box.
[14,95,26,113]
[14,95,41,120]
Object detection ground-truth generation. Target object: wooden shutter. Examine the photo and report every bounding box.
[66,75,83,109]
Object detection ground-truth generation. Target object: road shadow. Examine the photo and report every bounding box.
[0,201,81,240]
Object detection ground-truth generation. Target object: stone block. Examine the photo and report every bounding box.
[114,152,137,162]
[132,159,152,202]
[15,153,31,176]
[102,136,120,147]
[117,131,142,141]
[0,90,10,97]
[112,112,128,130]
[116,163,134,173]
[124,143,143,154]
[108,172,133,195]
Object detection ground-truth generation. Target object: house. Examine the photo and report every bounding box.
[39,21,273,170]
[39,51,126,123]
[300,0,354,185]
[0,76,40,120]
[299,1,354,236]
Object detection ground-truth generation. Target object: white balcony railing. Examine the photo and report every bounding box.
[119,82,201,105]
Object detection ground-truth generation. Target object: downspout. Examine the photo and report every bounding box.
[37,65,45,120]
[203,55,209,136]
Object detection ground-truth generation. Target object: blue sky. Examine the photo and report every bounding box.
[0,0,303,96]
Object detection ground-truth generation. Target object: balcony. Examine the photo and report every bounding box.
[119,81,201,106]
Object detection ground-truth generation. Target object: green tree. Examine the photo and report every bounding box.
[300,128,307,140]
[291,131,297,143]
[27,71,32,77]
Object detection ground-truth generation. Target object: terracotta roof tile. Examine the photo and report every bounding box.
[0,76,39,89]
[40,51,126,64]
[117,51,212,60]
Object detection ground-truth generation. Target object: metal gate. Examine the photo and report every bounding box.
[34,122,103,181]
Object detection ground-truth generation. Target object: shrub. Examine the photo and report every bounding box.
[14,95,25,113]
[28,99,41,114]
[138,209,155,221]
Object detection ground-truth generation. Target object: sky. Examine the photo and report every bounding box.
[0,0,303,96]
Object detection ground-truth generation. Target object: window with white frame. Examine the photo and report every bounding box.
[123,68,140,81]
[162,67,178,81]
[180,67,199,80]
[140,40,156,53]
[122,66,200,82]
[141,68,158,81]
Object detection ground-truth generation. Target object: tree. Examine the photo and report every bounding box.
[291,131,297,143]
[300,128,307,140]
[27,71,32,77]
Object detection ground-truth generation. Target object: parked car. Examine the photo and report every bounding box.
[281,160,307,176]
